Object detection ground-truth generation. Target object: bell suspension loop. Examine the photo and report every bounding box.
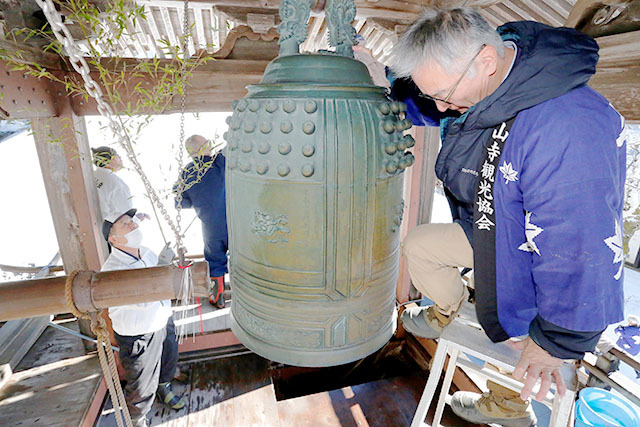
[277,0,357,57]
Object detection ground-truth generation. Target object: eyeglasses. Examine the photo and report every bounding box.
[418,44,486,106]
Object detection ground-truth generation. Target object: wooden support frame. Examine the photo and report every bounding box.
[590,30,640,121]
[396,125,441,304]
[31,111,106,272]
[0,261,211,322]
[0,61,60,119]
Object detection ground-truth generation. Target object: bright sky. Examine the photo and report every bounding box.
[0,112,230,277]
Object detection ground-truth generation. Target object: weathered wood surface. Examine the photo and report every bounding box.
[97,350,479,426]
[0,323,102,427]
[31,111,104,349]
[0,262,211,322]
[590,30,640,122]
[0,316,50,390]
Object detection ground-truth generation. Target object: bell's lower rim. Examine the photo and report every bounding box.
[230,308,398,368]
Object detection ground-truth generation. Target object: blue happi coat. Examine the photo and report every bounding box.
[397,21,626,358]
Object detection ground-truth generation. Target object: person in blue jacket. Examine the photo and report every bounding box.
[174,135,227,308]
[393,8,627,425]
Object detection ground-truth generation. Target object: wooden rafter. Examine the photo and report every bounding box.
[589,30,640,121]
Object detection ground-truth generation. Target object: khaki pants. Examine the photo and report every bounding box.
[401,223,474,315]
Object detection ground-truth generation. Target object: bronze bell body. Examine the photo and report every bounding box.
[226,50,414,367]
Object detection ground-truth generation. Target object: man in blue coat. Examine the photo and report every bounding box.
[174,135,228,308]
[392,8,626,425]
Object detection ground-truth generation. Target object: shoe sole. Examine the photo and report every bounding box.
[400,311,441,339]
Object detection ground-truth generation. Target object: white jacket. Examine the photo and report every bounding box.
[94,167,134,222]
[102,246,172,336]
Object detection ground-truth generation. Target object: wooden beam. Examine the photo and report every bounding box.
[500,0,564,27]
[597,29,640,64]
[143,5,167,58]
[0,263,64,274]
[160,5,180,48]
[0,39,62,70]
[565,0,600,27]
[356,7,418,22]
[590,30,640,122]
[301,16,323,52]
[0,61,60,119]
[216,10,229,46]
[0,262,211,322]
[194,6,208,49]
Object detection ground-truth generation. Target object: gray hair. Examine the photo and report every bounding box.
[390,8,504,78]
[185,134,209,157]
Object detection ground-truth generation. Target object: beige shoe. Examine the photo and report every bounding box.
[401,288,468,339]
[451,380,537,426]
[401,305,454,339]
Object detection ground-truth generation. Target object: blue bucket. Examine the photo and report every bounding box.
[575,387,640,427]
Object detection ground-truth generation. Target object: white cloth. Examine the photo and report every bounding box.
[94,167,134,222]
[102,246,172,336]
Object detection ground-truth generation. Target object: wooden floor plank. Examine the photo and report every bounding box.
[0,354,101,427]
[187,356,235,425]
[147,371,190,427]
[0,323,102,427]
[277,389,348,427]
[230,354,280,427]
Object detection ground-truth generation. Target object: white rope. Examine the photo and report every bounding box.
[65,272,132,427]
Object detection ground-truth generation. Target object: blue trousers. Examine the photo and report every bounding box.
[204,230,228,277]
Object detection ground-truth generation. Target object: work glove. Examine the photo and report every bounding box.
[157,242,176,265]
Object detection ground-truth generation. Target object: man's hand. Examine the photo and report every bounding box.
[509,337,566,401]
[353,44,374,57]
[135,212,151,221]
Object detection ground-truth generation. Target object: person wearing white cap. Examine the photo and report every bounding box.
[101,208,185,427]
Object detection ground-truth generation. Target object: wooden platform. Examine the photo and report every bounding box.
[0,321,102,427]
[96,352,480,427]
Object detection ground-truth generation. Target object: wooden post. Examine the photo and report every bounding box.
[396,125,441,303]
[31,112,106,272]
[0,262,211,322]
[416,126,440,226]
[31,100,107,349]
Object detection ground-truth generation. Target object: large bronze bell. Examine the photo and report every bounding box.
[226,0,415,367]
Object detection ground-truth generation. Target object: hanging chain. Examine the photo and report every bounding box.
[174,0,190,266]
[35,0,186,255]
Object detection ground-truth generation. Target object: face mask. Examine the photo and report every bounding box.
[123,227,143,248]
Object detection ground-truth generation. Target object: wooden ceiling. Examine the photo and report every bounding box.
[66,0,579,64]
[1,0,638,120]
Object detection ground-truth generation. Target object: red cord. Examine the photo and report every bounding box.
[176,261,193,269]
[195,297,204,334]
